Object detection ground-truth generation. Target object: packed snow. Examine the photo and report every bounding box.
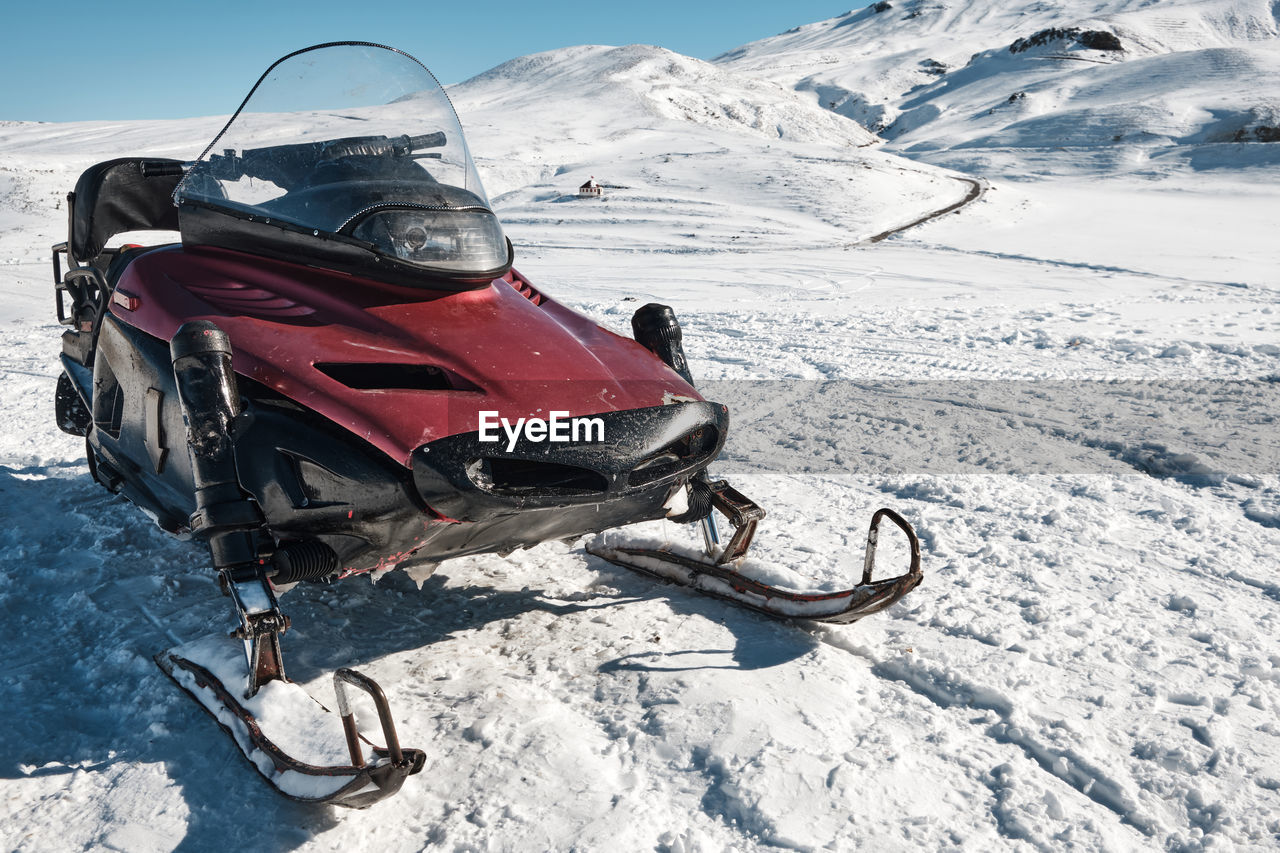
[3,2,1280,850]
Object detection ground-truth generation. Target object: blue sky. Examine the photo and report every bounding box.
[2,1,858,122]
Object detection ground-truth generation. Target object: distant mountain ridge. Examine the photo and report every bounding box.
[715,0,1280,157]
[452,43,878,148]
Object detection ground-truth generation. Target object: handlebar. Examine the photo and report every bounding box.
[401,132,446,153]
[203,132,447,188]
[140,160,187,178]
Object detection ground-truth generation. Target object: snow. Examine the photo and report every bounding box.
[3,4,1280,850]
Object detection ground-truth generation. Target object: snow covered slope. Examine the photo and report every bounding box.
[449,44,965,252]
[717,0,1280,169]
[0,116,221,267]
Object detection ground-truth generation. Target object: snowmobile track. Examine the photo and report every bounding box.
[862,176,986,244]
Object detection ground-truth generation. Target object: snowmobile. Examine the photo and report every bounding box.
[49,42,922,807]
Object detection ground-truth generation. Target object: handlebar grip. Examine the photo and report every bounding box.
[407,131,446,150]
[140,161,186,178]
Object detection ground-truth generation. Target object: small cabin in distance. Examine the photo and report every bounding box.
[578,177,603,198]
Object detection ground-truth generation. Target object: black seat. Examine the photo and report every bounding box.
[58,159,186,367]
[69,158,184,264]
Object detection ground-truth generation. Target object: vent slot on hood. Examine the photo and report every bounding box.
[315,362,480,392]
[180,279,320,323]
[504,270,544,306]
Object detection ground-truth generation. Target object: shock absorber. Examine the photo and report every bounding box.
[170,321,285,695]
[170,323,340,589]
[170,321,261,570]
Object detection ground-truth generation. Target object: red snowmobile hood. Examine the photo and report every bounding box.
[112,245,701,466]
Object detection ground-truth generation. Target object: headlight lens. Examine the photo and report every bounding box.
[351,207,507,274]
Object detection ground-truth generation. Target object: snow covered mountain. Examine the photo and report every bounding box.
[448,43,966,252]
[717,0,1280,168]
[455,43,880,148]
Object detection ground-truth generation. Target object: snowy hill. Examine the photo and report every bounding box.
[455,43,880,148]
[716,0,1280,170]
[0,116,222,267]
[448,44,967,252]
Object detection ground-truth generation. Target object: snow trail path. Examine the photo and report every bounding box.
[865,177,988,244]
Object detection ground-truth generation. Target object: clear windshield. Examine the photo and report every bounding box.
[176,43,508,277]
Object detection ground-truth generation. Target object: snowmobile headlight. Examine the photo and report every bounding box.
[350,208,508,275]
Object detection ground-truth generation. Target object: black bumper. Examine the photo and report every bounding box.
[412,402,728,523]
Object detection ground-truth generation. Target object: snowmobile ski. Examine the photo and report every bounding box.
[589,507,922,624]
[156,635,425,808]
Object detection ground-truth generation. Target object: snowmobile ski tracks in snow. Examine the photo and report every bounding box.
[589,507,923,624]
